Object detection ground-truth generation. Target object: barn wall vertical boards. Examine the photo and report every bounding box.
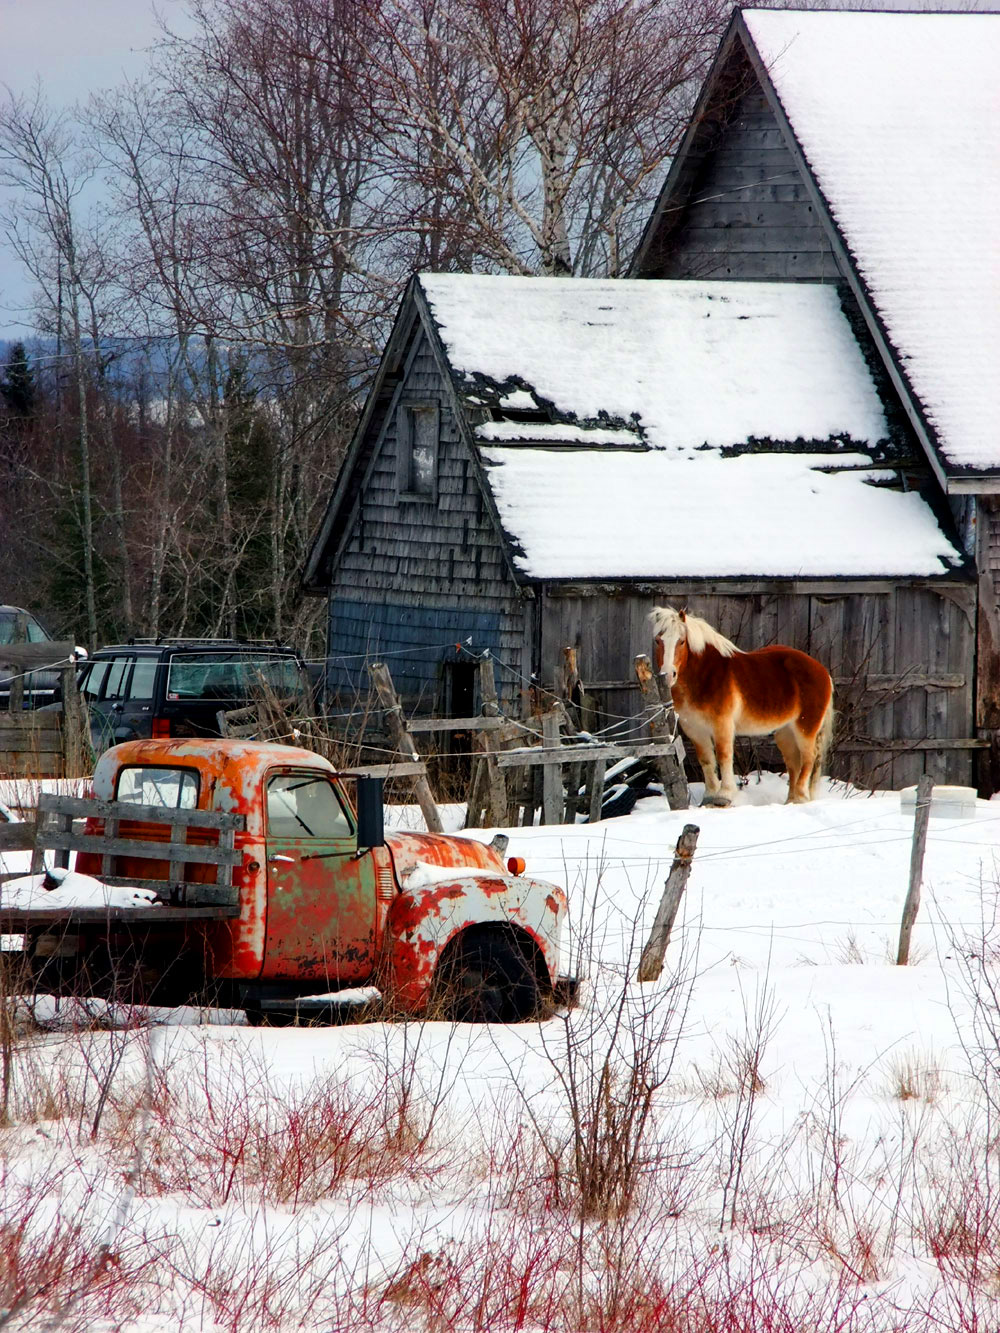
[326,324,530,715]
[538,581,976,788]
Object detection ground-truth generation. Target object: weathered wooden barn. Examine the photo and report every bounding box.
[304,8,1000,792]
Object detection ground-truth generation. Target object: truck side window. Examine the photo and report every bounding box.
[267,774,352,839]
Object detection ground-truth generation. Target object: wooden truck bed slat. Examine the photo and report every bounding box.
[1,905,240,927]
[37,793,245,829]
[41,832,242,865]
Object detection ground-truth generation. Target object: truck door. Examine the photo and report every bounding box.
[262,769,377,984]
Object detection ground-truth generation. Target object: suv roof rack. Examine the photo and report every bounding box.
[104,638,299,651]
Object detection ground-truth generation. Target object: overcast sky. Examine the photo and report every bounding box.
[0,0,190,336]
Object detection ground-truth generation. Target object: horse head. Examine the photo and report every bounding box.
[649,606,688,686]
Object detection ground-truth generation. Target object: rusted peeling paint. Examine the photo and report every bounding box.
[72,739,567,1013]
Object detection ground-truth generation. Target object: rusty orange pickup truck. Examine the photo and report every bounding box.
[2,739,573,1023]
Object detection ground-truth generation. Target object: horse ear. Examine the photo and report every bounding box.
[679,608,687,621]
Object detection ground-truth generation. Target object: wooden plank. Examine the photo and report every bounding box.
[0,904,240,927]
[407,715,508,732]
[544,579,963,598]
[0,641,77,669]
[0,715,63,731]
[837,738,987,752]
[338,761,427,779]
[101,814,119,878]
[634,654,688,810]
[40,833,242,865]
[37,794,245,830]
[586,757,606,825]
[0,822,34,851]
[369,662,444,834]
[831,673,966,691]
[496,740,688,768]
[897,775,932,967]
[480,657,509,828]
[637,824,700,983]
[541,711,562,826]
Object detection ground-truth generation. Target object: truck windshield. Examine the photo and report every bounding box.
[117,766,199,810]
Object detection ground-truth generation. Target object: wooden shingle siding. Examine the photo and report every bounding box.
[986,502,1000,599]
[326,327,528,713]
[652,88,843,283]
[539,584,975,788]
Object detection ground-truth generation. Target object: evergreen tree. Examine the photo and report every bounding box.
[0,342,35,420]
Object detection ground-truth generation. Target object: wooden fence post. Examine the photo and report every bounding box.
[479,656,509,827]
[637,823,700,982]
[897,774,933,966]
[635,654,689,810]
[586,756,606,824]
[368,662,444,834]
[60,661,89,776]
[541,710,563,825]
[8,613,27,712]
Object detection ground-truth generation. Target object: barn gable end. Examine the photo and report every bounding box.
[633,44,839,284]
[305,288,531,711]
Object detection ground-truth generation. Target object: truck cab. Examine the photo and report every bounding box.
[56,738,569,1021]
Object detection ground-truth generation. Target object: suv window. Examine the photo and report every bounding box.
[117,766,199,809]
[79,660,110,701]
[267,773,351,839]
[127,659,158,700]
[103,656,134,701]
[167,653,303,701]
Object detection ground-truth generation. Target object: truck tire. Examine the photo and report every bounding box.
[436,930,541,1024]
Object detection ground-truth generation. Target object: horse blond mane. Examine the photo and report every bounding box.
[649,606,741,658]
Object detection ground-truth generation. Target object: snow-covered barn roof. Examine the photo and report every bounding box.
[739,9,1000,478]
[418,273,964,581]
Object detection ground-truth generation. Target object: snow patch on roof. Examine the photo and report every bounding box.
[480,448,962,580]
[421,274,889,456]
[742,9,1000,473]
[476,421,643,446]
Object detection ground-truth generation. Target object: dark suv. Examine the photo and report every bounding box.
[76,641,313,752]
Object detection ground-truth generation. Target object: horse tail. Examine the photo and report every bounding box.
[811,696,835,798]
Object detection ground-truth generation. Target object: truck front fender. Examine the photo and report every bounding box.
[382,873,565,1014]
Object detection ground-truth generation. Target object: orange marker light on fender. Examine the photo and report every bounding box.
[507,856,526,876]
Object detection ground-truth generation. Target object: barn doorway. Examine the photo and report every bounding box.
[444,659,477,718]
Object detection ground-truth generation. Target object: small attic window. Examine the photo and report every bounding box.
[397,402,439,500]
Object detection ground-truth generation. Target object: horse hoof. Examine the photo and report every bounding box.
[701,793,732,808]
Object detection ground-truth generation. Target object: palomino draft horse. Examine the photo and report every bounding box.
[651,607,834,805]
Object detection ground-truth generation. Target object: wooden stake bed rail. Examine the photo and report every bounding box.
[33,793,246,908]
[0,904,241,928]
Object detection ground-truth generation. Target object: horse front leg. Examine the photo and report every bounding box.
[683,720,720,797]
[714,725,738,803]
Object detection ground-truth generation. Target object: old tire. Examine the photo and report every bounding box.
[436,930,540,1024]
[597,783,639,821]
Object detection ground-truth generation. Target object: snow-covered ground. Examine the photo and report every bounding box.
[2,776,1000,1330]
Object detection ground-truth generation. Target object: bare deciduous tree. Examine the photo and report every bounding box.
[363,0,727,277]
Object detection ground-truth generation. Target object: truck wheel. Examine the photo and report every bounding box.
[437,931,540,1024]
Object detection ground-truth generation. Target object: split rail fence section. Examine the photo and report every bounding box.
[359,649,690,830]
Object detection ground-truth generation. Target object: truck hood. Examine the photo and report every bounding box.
[385,831,506,884]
